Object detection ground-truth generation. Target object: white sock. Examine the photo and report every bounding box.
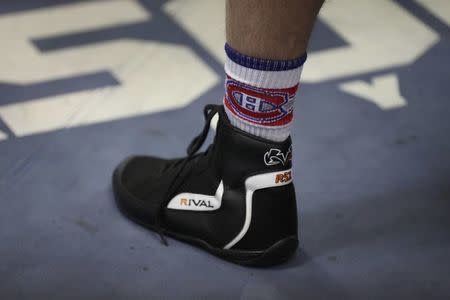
[223,43,306,142]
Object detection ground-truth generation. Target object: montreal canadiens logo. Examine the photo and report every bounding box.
[225,78,298,126]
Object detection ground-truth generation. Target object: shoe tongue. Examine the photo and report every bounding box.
[187,105,221,156]
[216,105,236,136]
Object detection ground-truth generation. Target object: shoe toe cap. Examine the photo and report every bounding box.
[114,155,170,197]
[113,155,172,224]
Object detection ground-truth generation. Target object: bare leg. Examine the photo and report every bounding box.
[226,0,324,60]
[224,0,324,141]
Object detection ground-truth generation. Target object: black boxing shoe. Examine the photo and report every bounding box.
[112,104,298,267]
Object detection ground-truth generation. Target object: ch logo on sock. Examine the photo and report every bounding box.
[264,146,292,166]
[225,78,297,126]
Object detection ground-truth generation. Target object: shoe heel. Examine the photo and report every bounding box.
[215,236,298,267]
[229,183,298,252]
[247,236,299,267]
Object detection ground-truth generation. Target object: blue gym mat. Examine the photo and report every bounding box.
[0,1,449,299]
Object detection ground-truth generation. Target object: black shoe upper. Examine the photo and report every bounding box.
[114,105,297,251]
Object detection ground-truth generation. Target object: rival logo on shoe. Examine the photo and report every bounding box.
[225,76,298,126]
[264,146,292,166]
[180,198,214,208]
[275,171,292,184]
[167,181,224,212]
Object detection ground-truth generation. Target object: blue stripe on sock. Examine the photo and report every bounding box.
[225,43,307,71]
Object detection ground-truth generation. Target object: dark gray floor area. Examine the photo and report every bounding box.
[1,1,449,299]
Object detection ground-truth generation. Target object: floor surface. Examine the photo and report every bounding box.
[0,1,449,299]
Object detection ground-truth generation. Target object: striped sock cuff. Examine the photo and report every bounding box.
[224,44,305,89]
[225,43,307,71]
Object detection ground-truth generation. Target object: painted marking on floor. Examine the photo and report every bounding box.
[164,0,226,63]
[0,130,7,141]
[0,42,219,137]
[416,0,450,26]
[339,73,407,110]
[302,0,439,83]
[0,0,150,83]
